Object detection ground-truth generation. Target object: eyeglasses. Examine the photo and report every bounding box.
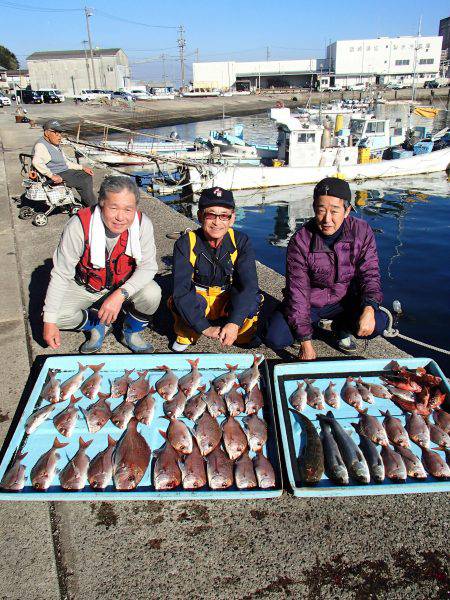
[203,211,233,222]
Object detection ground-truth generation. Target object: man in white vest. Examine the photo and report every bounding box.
[32,119,96,206]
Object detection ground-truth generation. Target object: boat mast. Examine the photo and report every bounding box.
[411,15,422,104]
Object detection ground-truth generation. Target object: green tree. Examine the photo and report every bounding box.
[0,46,19,70]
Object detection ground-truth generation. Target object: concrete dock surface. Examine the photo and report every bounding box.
[0,105,448,600]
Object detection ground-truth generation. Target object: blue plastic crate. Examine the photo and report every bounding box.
[0,353,282,501]
[272,357,450,497]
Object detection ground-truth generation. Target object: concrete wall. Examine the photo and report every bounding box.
[28,50,130,94]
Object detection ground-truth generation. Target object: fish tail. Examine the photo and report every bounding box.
[187,357,200,368]
[70,395,82,405]
[53,437,69,449]
[346,376,354,383]
[356,407,368,415]
[304,378,315,385]
[149,386,156,394]
[17,451,28,461]
[79,437,93,449]
[379,409,388,417]
[253,354,264,366]
[225,364,238,372]
[158,429,168,439]
[88,362,105,373]
[98,392,111,400]
[107,435,117,447]
[78,362,88,372]
[199,384,207,392]
[137,369,150,377]
[125,369,134,376]
[155,365,169,372]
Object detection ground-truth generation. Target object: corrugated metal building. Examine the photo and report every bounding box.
[27,48,130,94]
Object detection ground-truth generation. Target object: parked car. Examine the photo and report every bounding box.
[386,81,407,90]
[111,91,134,101]
[347,83,367,92]
[126,88,150,100]
[424,80,441,89]
[37,88,65,102]
[20,90,44,104]
[41,90,61,104]
[90,89,112,99]
[73,90,98,102]
[0,93,11,106]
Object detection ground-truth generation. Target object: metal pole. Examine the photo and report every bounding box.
[178,25,186,91]
[161,54,167,86]
[266,46,270,61]
[82,41,91,88]
[411,15,422,103]
[85,7,98,88]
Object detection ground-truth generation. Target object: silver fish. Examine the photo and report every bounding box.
[80,363,105,400]
[80,392,112,434]
[206,446,234,489]
[355,377,375,404]
[153,441,181,490]
[0,451,28,491]
[178,358,202,399]
[111,400,134,430]
[352,423,385,483]
[88,435,117,490]
[237,354,263,393]
[205,385,227,418]
[433,408,450,434]
[428,421,450,449]
[163,389,187,420]
[222,416,248,460]
[25,403,55,434]
[357,409,389,446]
[155,365,178,401]
[318,412,370,484]
[394,444,427,479]
[340,377,363,411]
[194,411,222,457]
[320,420,349,485]
[60,437,93,490]
[60,363,88,402]
[179,438,207,490]
[245,384,264,415]
[41,369,60,404]
[358,379,392,399]
[110,369,134,398]
[253,453,276,489]
[324,381,340,409]
[225,383,245,416]
[53,395,81,438]
[243,414,268,453]
[134,388,156,426]
[126,369,150,403]
[213,363,238,396]
[31,437,69,491]
[289,381,307,412]
[304,378,325,410]
[421,447,450,478]
[113,418,151,490]
[162,419,193,455]
[235,452,258,489]
[386,385,414,403]
[406,412,430,448]
[184,386,207,421]
[380,445,407,482]
[380,409,409,447]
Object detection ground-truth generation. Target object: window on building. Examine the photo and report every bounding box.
[419,58,434,65]
[298,133,316,143]
[395,59,410,65]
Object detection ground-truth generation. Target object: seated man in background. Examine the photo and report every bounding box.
[32,119,96,207]
[42,175,161,354]
[265,177,388,359]
[169,187,261,352]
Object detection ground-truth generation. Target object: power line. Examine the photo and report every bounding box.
[95,9,177,29]
[0,1,82,12]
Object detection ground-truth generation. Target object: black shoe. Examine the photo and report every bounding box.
[336,333,357,354]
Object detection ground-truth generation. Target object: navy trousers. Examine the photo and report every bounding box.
[264,300,389,350]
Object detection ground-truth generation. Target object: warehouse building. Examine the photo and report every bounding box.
[27,48,131,95]
[193,35,443,91]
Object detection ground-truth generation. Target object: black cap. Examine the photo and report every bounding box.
[43,119,64,132]
[313,177,352,206]
[198,187,235,210]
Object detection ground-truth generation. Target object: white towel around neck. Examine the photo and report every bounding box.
[88,205,142,268]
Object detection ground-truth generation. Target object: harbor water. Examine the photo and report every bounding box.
[148,106,450,371]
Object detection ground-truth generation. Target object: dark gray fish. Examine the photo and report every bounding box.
[290,409,324,485]
[110,369,134,398]
[0,451,28,491]
[59,437,92,490]
[53,395,81,438]
[88,435,117,490]
[380,445,407,482]
[394,444,427,479]
[318,412,369,484]
[320,419,349,485]
[352,422,385,483]
[25,403,56,434]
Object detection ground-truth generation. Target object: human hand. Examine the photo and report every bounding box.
[299,340,316,361]
[51,174,63,184]
[357,306,375,337]
[202,326,221,340]
[83,166,94,176]
[98,290,125,325]
[219,322,239,347]
[43,322,61,349]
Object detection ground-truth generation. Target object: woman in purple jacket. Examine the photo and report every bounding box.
[265,177,388,360]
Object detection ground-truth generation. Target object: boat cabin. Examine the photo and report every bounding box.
[272,108,323,167]
[349,117,405,149]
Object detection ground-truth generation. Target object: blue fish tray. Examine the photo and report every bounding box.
[0,353,282,501]
[272,357,450,497]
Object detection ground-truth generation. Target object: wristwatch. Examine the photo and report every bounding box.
[119,288,130,299]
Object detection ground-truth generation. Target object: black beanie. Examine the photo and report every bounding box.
[313,177,352,206]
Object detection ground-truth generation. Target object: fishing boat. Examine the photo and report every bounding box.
[185,108,450,192]
[196,124,278,161]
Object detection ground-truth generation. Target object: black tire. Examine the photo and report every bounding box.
[32,213,48,227]
[18,206,35,220]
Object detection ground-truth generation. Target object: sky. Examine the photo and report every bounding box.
[1,0,448,84]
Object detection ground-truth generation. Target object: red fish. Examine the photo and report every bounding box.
[60,437,93,490]
[31,437,69,490]
[113,418,151,490]
[0,451,28,491]
[88,435,117,490]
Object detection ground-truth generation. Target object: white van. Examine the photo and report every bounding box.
[347,82,366,92]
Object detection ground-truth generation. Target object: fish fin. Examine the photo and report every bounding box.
[125,369,134,376]
[137,369,149,378]
[199,384,207,392]
[351,422,361,433]
[70,395,82,405]
[17,451,28,461]
[155,365,169,372]
[379,409,388,417]
[356,407,368,415]
[346,376,354,383]
[79,437,93,449]
[107,435,117,447]
[149,386,156,394]
[88,362,105,373]
[225,364,238,372]
[98,392,111,400]
[53,437,69,449]
[158,429,168,439]
[326,410,335,419]
[187,357,200,368]
[78,362,88,372]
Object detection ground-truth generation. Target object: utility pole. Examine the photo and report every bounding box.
[266,46,270,61]
[84,6,97,88]
[82,40,92,88]
[160,53,167,86]
[411,15,422,103]
[178,25,186,91]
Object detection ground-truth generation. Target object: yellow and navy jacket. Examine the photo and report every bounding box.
[172,227,259,333]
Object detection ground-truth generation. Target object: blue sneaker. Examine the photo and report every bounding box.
[79,310,110,354]
[122,312,154,354]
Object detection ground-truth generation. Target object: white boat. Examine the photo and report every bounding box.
[181,88,221,98]
[186,108,450,191]
[197,124,278,161]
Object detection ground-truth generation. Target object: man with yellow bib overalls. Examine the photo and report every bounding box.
[169,187,262,352]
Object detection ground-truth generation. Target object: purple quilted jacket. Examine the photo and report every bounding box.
[284,215,383,340]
